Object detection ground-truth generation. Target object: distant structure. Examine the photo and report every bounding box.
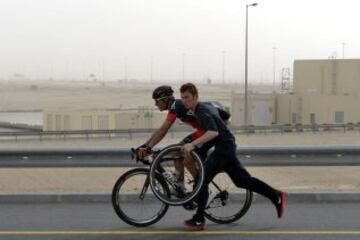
[43,59,360,130]
[43,107,167,131]
[277,59,360,124]
[230,92,275,126]
[281,68,291,93]
[230,59,360,126]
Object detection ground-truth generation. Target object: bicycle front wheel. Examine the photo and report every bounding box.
[204,172,253,224]
[149,144,205,206]
[112,168,170,227]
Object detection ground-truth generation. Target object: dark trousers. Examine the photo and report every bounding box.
[195,141,279,218]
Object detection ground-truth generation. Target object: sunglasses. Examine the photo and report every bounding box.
[154,97,168,103]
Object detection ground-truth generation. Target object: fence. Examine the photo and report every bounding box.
[1,146,360,167]
[1,123,360,142]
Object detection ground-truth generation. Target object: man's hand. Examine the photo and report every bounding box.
[183,143,196,165]
[136,145,152,158]
[183,143,195,153]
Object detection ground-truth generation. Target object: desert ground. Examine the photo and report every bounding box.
[1,166,360,194]
[0,80,359,194]
[0,80,242,111]
[2,79,360,148]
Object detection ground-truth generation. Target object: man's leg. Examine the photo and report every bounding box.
[224,144,286,218]
[184,149,223,230]
[173,158,185,179]
[177,135,194,180]
[183,154,198,178]
[182,141,212,181]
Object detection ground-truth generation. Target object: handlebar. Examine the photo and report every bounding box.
[131,143,197,165]
[131,148,160,165]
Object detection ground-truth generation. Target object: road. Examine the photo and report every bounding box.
[0,201,359,240]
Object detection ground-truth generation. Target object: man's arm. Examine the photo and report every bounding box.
[183,108,219,153]
[137,119,174,158]
[191,130,218,147]
[183,130,218,153]
[145,119,174,148]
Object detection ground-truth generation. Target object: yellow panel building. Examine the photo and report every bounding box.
[43,108,167,131]
[277,59,360,124]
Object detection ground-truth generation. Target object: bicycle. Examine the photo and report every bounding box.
[112,144,253,227]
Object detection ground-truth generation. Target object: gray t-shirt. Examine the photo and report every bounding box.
[194,102,235,145]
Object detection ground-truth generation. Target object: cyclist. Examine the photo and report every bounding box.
[180,83,286,230]
[136,85,230,190]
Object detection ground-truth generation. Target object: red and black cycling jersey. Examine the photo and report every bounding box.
[166,99,230,141]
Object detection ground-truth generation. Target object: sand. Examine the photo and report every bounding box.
[0,80,239,111]
[1,166,359,194]
[0,80,359,194]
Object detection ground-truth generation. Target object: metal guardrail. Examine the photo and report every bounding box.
[0,127,192,141]
[233,123,360,134]
[1,123,360,142]
[0,121,42,132]
[1,146,360,167]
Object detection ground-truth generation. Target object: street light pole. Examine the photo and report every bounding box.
[182,52,185,82]
[150,56,153,82]
[244,3,258,126]
[124,57,128,81]
[222,50,226,84]
[273,47,277,92]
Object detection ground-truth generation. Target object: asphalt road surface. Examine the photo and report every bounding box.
[0,201,359,240]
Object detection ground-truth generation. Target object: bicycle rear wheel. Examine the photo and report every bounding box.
[112,168,170,227]
[149,144,205,206]
[204,172,253,224]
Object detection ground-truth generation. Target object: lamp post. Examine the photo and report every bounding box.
[182,52,185,82]
[244,2,258,126]
[273,47,277,92]
[124,57,127,81]
[150,56,153,82]
[222,50,226,84]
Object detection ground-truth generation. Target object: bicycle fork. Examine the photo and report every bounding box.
[139,174,151,200]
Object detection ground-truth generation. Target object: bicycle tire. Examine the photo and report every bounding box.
[204,177,253,224]
[149,144,205,206]
[112,168,170,227]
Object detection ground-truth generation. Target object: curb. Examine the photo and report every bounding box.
[0,192,359,204]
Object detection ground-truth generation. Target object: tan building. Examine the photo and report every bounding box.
[43,108,167,131]
[277,59,360,124]
[231,91,275,126]
[293,59,360,96]
[44,59,360,130]
[276,94,358,124]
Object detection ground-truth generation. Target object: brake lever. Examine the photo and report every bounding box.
[131,148,139,162]
[131,147,156,165]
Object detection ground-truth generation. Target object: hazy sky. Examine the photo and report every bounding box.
[0,0,359,84]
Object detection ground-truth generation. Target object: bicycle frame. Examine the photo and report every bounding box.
[112,146,253,226]
[131,147,223,205]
